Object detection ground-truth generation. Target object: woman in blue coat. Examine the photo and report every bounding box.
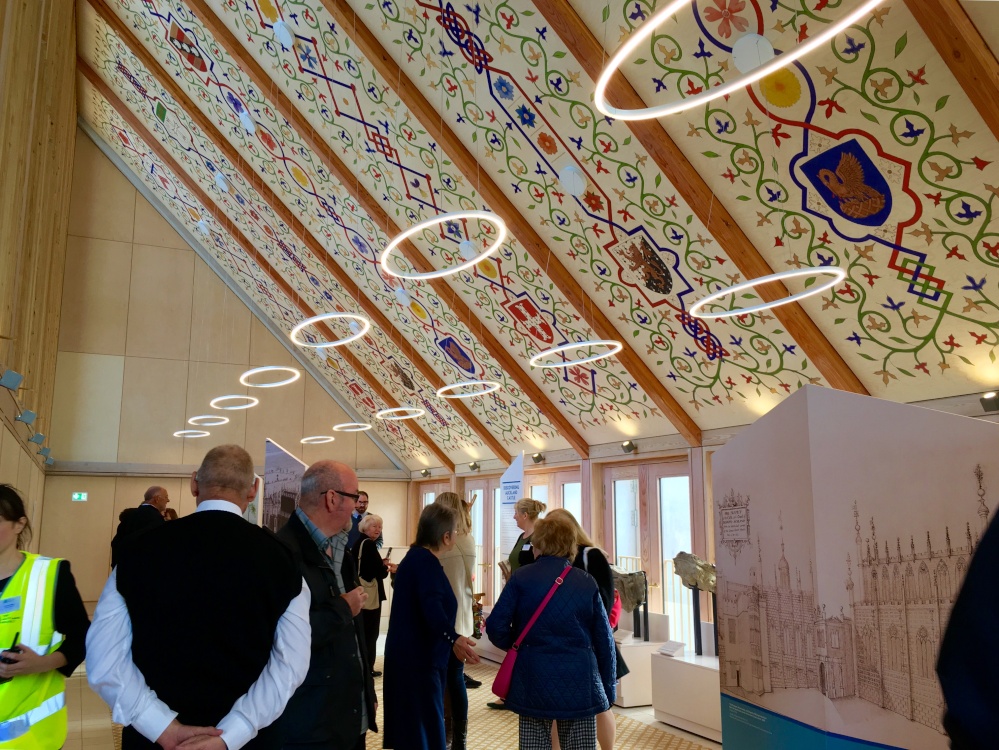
[382,504,480,750]
[487,513,616,749]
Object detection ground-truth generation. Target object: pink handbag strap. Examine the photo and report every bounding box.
[511,565,573,651]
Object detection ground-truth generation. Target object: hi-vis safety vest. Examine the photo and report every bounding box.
[0,553,67,750]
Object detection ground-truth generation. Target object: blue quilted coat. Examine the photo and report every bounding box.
[487,555,616,719]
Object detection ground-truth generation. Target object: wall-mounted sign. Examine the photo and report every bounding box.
[71,492,87,502]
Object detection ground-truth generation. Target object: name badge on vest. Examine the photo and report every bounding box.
[0,596,20,615]
[522,543,531,552]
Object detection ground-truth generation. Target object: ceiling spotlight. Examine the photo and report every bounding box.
[420,468,431,478]
[622,440,637,454]
[15,411,36,426]
[272,20,295,49]
[238,109,256,135]
[44,456,54,466]
[37,447,50,457]
[0,370,23,391]
[468,461,480,472]
[240,366,300,388]
[210,395,259,410]
[981,391,999,413]
[558,164,587,197]
[531,452,545,464]
[28,433,45,445]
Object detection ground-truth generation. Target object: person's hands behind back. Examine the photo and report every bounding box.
[156,719,222,750]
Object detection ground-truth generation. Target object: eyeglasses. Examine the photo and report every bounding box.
[326,489,361,502]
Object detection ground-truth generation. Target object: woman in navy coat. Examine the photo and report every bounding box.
[382,504,480,750]
[487,513,616,749]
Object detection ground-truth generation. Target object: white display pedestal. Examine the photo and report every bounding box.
[476,606,506,664]
[651,652,722,742]
[614,631,666,708]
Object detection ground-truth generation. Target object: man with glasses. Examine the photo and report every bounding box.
[347,491,382,549]
[276,461,376,750]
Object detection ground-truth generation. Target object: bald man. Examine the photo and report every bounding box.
[276,461,377,750]
[109,486,169,568]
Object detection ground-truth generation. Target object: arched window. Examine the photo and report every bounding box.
[916,627,932,678]
[881,566,890,603]
[904,564,915,601]
[935,560,950,602]
[892,566,903,602]
[918,562,931,600]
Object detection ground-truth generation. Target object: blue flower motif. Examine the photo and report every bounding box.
[515,104,536,128]
[493,77,514,101]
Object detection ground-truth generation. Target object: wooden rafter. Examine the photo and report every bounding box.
[87,0,511,466]
[904,0,999,143]
[315,0,702,447]
[180,0,596,456]
[533,0,870,398]
[78,58,457,473]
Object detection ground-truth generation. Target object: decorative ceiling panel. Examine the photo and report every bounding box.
[95,0,669,448]
[81,4,492,463]
[344,0,825,427]
[78,74,437,468]
[579,0,999,402]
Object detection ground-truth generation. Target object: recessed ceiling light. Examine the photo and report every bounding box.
[210,395,259,410]
[239,366,301,388]
[332,422,373,432]
[272,20,295,49]
[188,415,230,427]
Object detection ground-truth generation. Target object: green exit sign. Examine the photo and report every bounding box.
[71,492,88,502]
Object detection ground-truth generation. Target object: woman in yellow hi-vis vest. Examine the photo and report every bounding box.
[0,484,90,749]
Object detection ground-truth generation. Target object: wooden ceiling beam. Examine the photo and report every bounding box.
[87,0,510,465]
[904,0,999,143]
[316,0,701,447]
[533,0,869,398]
[79,58,456,473]
[181,0,595,457]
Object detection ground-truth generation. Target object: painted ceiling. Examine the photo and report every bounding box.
[75,0,999,470]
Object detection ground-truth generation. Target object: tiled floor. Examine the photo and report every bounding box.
[63,639,724,750]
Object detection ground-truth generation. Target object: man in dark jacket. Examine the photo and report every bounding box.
[938,510,999,748]
[277,460,377,749]
[109,486,169,567]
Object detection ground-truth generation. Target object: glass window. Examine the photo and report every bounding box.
[659,475,694,647]
[562,482,582,524]
[422,490,436,507]
[468,488,484,587]
[613,478,641,571]
[529,484,549,505]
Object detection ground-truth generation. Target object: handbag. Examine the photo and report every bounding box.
[583,547,622,628]
[357,539,381,610]
[491,564,573,699]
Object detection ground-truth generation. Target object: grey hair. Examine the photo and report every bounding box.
[196,445,254,495]
[359,514,383,533]
[300,461,342,508]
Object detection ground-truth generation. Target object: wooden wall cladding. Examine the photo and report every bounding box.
[0,0,77,439]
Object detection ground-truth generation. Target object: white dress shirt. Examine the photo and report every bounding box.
[86,499,311,750]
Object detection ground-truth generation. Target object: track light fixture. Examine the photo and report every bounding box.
[37,447,50,457]
[420,469,431,478]
[28,433,45,445]
[468,461,480,472]
[0,370,23,391]
[981,391,999,413]
[622,440,637,454]
[44,456,54,466]
[531,452,545,464]
[15,411,36,426]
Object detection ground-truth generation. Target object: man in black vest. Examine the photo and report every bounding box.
[87,445,311,750]
[277,460,377,750]
[109,485,169,567]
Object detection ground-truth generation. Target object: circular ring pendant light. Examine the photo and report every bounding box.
[529,340,624,369]
[188,415,230,427]
[380,211,508,280]
[333,422,373,432]
[173,429,210,438]
[290,313,371,348]
[375,407,425,421]
[210,395,260,410]
[240,366,301,388]
[594,0,883,120]
[301,435,335,444]
[688,267,848,320]
[435,380,502,399]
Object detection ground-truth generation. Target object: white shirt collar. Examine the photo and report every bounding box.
[195,499,243,516]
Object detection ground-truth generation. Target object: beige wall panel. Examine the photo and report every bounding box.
[175,477,199,518]
[27,465,44,554]
[359,481,409,549]
[132,194,189,250]
[40,475,117,602]
[118,356,188,464]
[50,351,125,462]
[181,362,249,464]
[356,433,397,471]
[301,376,354,466]
[125,244,194,360]
[16,448,34,514]
[67,132,135,244]
[189,258,251,366]
[58,235,132,355]
[0,425,21,486]
[248,315,295,367]
[112,476,185,523]
[243,375,307,466]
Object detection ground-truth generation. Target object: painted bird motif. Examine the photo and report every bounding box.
[817,152,886,220]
